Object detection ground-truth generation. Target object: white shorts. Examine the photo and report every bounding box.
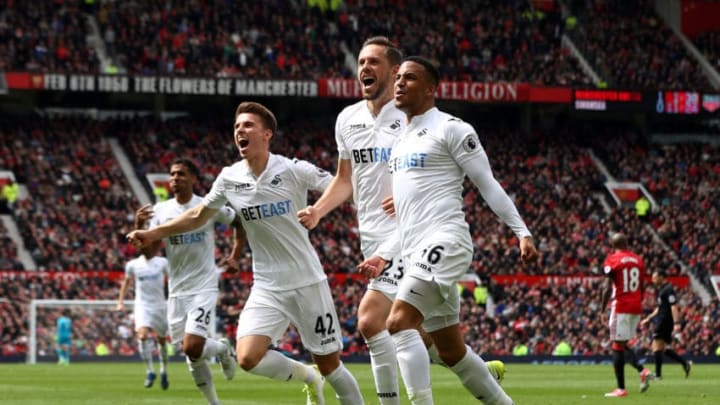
[134,303,168,336]
[367,256,403,300]
[396,235,469,332]
[236,282,343,356]
[609,311,640,342]
[167,292,218,345]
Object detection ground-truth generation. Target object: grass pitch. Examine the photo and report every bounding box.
[0,361,718,404]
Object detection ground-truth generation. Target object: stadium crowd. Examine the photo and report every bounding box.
[694,30,720,71]
[0,0,99,73]
[566,0,714,90]
[4,0,719,89]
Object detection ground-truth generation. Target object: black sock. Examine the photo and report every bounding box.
[624,347,644,372]
[613,350,626,389]
[654,351,663,377]
[664,349,686,366]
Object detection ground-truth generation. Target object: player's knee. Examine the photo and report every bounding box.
[358,314,385,339]
[183,342,203,360]
[236,351,261,371]
[312,352,340,376]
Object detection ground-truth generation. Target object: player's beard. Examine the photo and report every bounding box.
[364,80,388,101]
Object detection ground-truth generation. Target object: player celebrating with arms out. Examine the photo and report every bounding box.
[117,242,171,389]
[600,233,653,397]
[129,102,364,405]
[360,56,537,405]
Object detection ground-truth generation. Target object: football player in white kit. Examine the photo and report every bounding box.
[128,102,364,405]
[298,37,506,405]
[117,242,170,389]
[129,158,239,405]
[360,56,538,405]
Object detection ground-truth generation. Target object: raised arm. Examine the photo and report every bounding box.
[126,204,218,247]
[298,158,353,229]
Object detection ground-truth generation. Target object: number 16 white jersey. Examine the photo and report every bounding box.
[389,107,531,258]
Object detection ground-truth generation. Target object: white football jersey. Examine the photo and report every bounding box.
[150,195,235,297]
[335,100,405,257]
[389,107,531,257]
[203,154,332,291]
[125,255,168,308]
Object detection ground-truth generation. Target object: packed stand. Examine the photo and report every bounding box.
[0,116,141,271]
[339,0,591,86]
[0,221,23,270]
[566,0,713,90]
[590,128,720,295]
[694,31,720,71]
[0,0,99,73]
[96,0,349,78]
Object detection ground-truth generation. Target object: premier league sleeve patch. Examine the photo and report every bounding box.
[462,134,481,153]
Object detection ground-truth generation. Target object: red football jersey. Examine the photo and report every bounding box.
[603,250,644,314]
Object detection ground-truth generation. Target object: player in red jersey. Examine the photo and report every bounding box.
[600,233,653,397]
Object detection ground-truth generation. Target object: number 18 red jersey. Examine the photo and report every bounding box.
[603,250,644,314]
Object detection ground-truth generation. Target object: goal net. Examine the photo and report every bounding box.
[27,299,135,364]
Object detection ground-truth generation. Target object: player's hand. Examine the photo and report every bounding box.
[126,230,151,248]
[640,318,649,327]
[134,203,154,228]
[116,302,125,311]
[520,236,538,263]
[219,256,242,274]
[357,255,386,279]
[297,206,320,230]
[381,196,395,217]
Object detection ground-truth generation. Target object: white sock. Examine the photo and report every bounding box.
[428,343,474,368]
[325,362,364,405]
[248,349,314,383]
[201,339,226,361]
[450,351,512,405]
[392,329,433,405]
[159,341,168,373]
[367,330,400,404]
[138,339,154,372]
[187,357,221,405]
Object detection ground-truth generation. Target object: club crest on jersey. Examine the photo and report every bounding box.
[462,134,480,153]
[270,175,282,187]
[233,182,253,192]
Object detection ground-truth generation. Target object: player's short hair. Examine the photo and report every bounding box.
[403,56,440,87]
[62,308,71,317]
[172,158,200,178]
[235,101,278,135]
[362,36,403,66]
[653,269,667,278]
[609,232,628,249]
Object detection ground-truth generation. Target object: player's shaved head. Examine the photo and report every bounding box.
[610,232,628,249]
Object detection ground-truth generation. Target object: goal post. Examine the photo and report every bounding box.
[28,299,133,364]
